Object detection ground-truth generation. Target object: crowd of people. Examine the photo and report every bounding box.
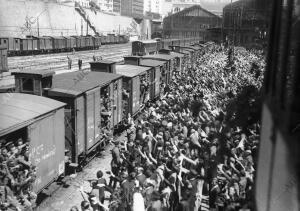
[0,138,37,211]
[75,44,265,211]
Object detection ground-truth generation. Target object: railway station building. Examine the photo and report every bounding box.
[223,0,271,48]
[163,5,222,41]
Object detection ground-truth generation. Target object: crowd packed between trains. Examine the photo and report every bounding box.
[0,138,37,210]
[72,44,265,211]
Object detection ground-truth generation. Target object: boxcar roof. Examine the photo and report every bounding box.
[133,40,157,44]
[51,71,122,96]
[170,52,185,58]
[0,93,65,136]
[12,69,55,78]
[143,53,176,61]
[116,65,150,78]
[140,59,166,67]
[90,60,116,64]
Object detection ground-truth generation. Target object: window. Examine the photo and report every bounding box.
[3,40,6,44]
[22,78,34,92]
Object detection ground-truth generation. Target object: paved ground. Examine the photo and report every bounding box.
[36,137,122,211]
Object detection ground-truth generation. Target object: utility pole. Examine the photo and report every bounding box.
[86,19,88,35]
[37,17,39,37]
[81,18,83,36]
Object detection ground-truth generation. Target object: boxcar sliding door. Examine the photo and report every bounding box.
[75,96,85,158]
[131,76,140,115]
[28,109,65,193]
[85,88,101,151]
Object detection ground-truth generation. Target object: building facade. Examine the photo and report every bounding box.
[160,0,202,17]
[113,0,121,14]
[223,0,270,47]
[98,0,113,13]
[163,5,222,40]
[144,0,162,15]
[121,0,144,18]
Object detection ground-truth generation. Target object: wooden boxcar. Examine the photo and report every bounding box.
[0,48,8,72]
[94,36,101,48]
[132,40,158,56]
[0,37,21,55]
[170,45,196,63]
[20,38,28,53]
[89,61,124,128]
[51,36,67,52]
[123,56,163,100]
[79,36,86,49]
[32,37,38,51]
[71,36,81,49]
[139,59,164,100]
[0,93,66,193]
[143,53,178,86]
[46,71,123,163]
[115,64,151,116]
[107,34,115,44]
[119,35,127,44]
[69,36,77,50]
[39,36,53,52]
[85,36,93,49]
[100,35,107,45]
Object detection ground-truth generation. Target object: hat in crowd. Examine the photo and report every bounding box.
[245,150,252,155]
[162,120,168,127]
[5,142,14,148]
[130,172,137,179]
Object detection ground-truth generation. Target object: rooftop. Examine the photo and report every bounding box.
[0,93,65,136]
[50,71,122,96]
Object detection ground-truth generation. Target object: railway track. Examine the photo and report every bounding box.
[8,43,131,72]
[0,43,131,88]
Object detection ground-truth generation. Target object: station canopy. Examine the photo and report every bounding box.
[0,93,65,137]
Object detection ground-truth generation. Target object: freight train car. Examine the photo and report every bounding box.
[12,69,123,165]
[115,64,151,116]
[0,47,8,72]
[132,40,158,56]
[123,56,164,100]
[46,71,123,164]
[0,37,21,56]
[143,53,179,85]
[0,93,66,193]
[0,39,205,196]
